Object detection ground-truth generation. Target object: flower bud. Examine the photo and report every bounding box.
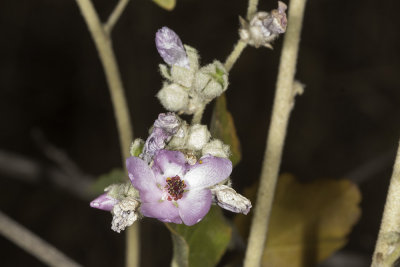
[90,193,119,211]
[193,61,228,102]
[239,1,287,48]
[201,139,230,158]
[211,185,252,215]
[130,138,144,157]
[153,112,181,135]
[166,121,188,149]
[169,45,200,88]
[111,197,140,233]
[186,124,211,151]
[155,27,190,68]
[157,83,189,112]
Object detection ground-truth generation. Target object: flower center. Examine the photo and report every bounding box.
[165,176,186,201]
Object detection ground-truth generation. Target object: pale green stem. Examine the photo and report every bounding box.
[104,0,130,35]
[243,0,307,266]
[247,0,259,19]
[192,105,205,125]
[224,40,247,72]
[74,1,138,267]
[372,140,400,267]
[0,211,81,267]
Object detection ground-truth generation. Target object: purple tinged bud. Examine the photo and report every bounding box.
[141,113,183,162]
[90,193,119,211]
[155,27,190,68]
[153,112,181,134]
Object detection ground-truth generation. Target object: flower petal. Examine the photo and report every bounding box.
[90,193,118,211]
[140,201,182,224]
[178,189,212,226]
[126,156,160,202]
[152,150,187,180]
[184,156,232,189]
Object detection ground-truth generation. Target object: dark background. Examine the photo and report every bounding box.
[0,0,399,266]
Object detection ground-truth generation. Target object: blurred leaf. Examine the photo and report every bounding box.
[91,168,126,194]
[235,174,361,267]
[210,94,241,166]
[152,0,176,10]
[166,206,232,267]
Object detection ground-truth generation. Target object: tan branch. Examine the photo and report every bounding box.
[74,1,138,266]
[243,0,307,265]
[0,211,81,267]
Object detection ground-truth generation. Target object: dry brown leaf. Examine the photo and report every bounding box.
[235,174,361,267]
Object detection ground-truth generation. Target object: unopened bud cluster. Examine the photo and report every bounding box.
[156,27,229,115]
[239,1,287,48]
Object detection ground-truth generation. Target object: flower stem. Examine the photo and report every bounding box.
[246,0,259,19]
[243,0,307,266]
[192,105,205,125]
[372,140,400,267]
[74,0,138,267]
[0,211,81,267]
[224,40,247,72]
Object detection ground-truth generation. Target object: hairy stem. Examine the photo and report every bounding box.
[372,140,400,267]
[0,211,81,267]
[104,0,130,35]
[224,40,247,72]
[74,1,138,267]
[192,105,205,125]
[247,0,259,19]
[243,0,307,266]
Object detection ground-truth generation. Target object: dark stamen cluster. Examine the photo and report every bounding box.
[165,176,186,201]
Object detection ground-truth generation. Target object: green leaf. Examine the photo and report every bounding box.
[152,0,176,10]
[210,94,241,166]
[91,168,126,194]
[166,206,232,267]
[235,174,361,267]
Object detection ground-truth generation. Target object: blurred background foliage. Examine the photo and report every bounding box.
[0,0,399,266]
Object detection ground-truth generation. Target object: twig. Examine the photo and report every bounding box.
[0,211,81,267]
[104,0,131,35]
[247,0,259,20]
[243,0,307,266]
[74,1,138,266]
[224,40,247,72]
[372,140,400,267]
[191,104,206,125]
[0,149,94,200]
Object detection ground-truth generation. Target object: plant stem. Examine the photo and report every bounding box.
[192,105,205,125]
[243,0,307,265]
[224,40,247,72]
[246,0,259,19]
[0,211,81,267]
[372,140,400,267]
[74,1,138,267]
[104,0,131,35]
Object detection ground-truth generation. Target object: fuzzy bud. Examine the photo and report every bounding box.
[130,138,144,157]
[169,45,199,88]
[193,61,228,102]
[153,112,181,134]
[202,139,230,158]
[239,1,287,48]
[155,27,190,68]
[167,121,189,149]
[111,197,141,233]
[211,185,252,215]
[157,83,189,112]
[186,124,211,151]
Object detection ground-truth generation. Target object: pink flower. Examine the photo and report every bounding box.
[127,150,232,226]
